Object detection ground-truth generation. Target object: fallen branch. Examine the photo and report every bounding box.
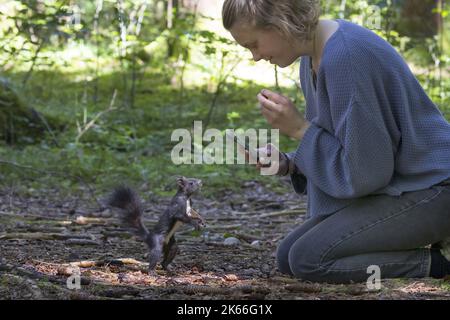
[68,258,146,268]
[0,232,94,241]
[0,262,91,286]
[0,232,70,240]
[206,224,242,230]
[259,209,307,219]
[285,282,322,293]
[19,226,68,234]
[32,258,147,271]
[229,208,306,217]
[269,276,299,284]
[75,216,108,225]
[101,231,132,239]
[180,284,270,296]
[65,239,100,246]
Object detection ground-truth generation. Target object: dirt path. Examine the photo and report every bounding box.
[1,181,449,300]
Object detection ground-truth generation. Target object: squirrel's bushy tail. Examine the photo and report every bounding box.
[107,186,149,239]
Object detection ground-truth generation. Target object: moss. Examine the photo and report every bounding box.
[439,281,450,292]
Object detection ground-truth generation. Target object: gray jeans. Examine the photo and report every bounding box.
[276,178,450,284]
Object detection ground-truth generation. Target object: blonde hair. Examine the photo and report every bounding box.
[222,0,320,41]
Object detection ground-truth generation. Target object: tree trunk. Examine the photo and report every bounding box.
[167,0,179,58]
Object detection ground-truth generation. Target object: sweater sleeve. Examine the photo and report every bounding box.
[293,56,395,199]
[286,151,307,195]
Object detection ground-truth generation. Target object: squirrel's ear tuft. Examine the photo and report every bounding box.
[177,176,186,188]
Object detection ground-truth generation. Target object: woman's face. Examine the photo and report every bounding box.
[229,22,302,68]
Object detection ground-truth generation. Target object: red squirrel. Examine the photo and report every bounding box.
[107,177,205,272]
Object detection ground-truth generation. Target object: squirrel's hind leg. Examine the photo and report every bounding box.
[148,248,162,271]
[161,236,179,270]
[147,233,163,272]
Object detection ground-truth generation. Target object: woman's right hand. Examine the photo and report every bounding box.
[257,89,310,140]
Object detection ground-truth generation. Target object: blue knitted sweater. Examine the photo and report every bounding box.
[287,19,450,218]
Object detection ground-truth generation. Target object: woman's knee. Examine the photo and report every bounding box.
[276,217,326,276]
[276,237,294,275]
[287,238,325,281]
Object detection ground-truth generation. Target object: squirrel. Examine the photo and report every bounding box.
[107,176,205,272]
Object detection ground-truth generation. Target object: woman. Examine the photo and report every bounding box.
[222,0,450,284]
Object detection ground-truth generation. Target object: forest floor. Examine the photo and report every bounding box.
[1,180,450,300]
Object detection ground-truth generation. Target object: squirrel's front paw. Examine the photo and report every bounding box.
[191,219,206,230]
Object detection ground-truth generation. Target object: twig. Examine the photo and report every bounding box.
[206,224,242,230]
[285,282,323,294]
[203,58,240,129]
[21,1,68,87]
[93,0,104,105]
[228,208,306,216]
[259,209,306,218]
[65,239,100,246]
[0,262,90,286]
[32,258,147,269]
[180,284,270,296]
[181,284,232,295]
[0,232,93,241]
[31,108,59,147]
[68,258,147,268]
[76,89,117,143]
[0,232,67,240]
[269,276,300,284]
[74,216,108,225]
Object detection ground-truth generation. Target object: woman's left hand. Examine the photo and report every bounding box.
[257,89,309,140]
[255,143,291,176]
